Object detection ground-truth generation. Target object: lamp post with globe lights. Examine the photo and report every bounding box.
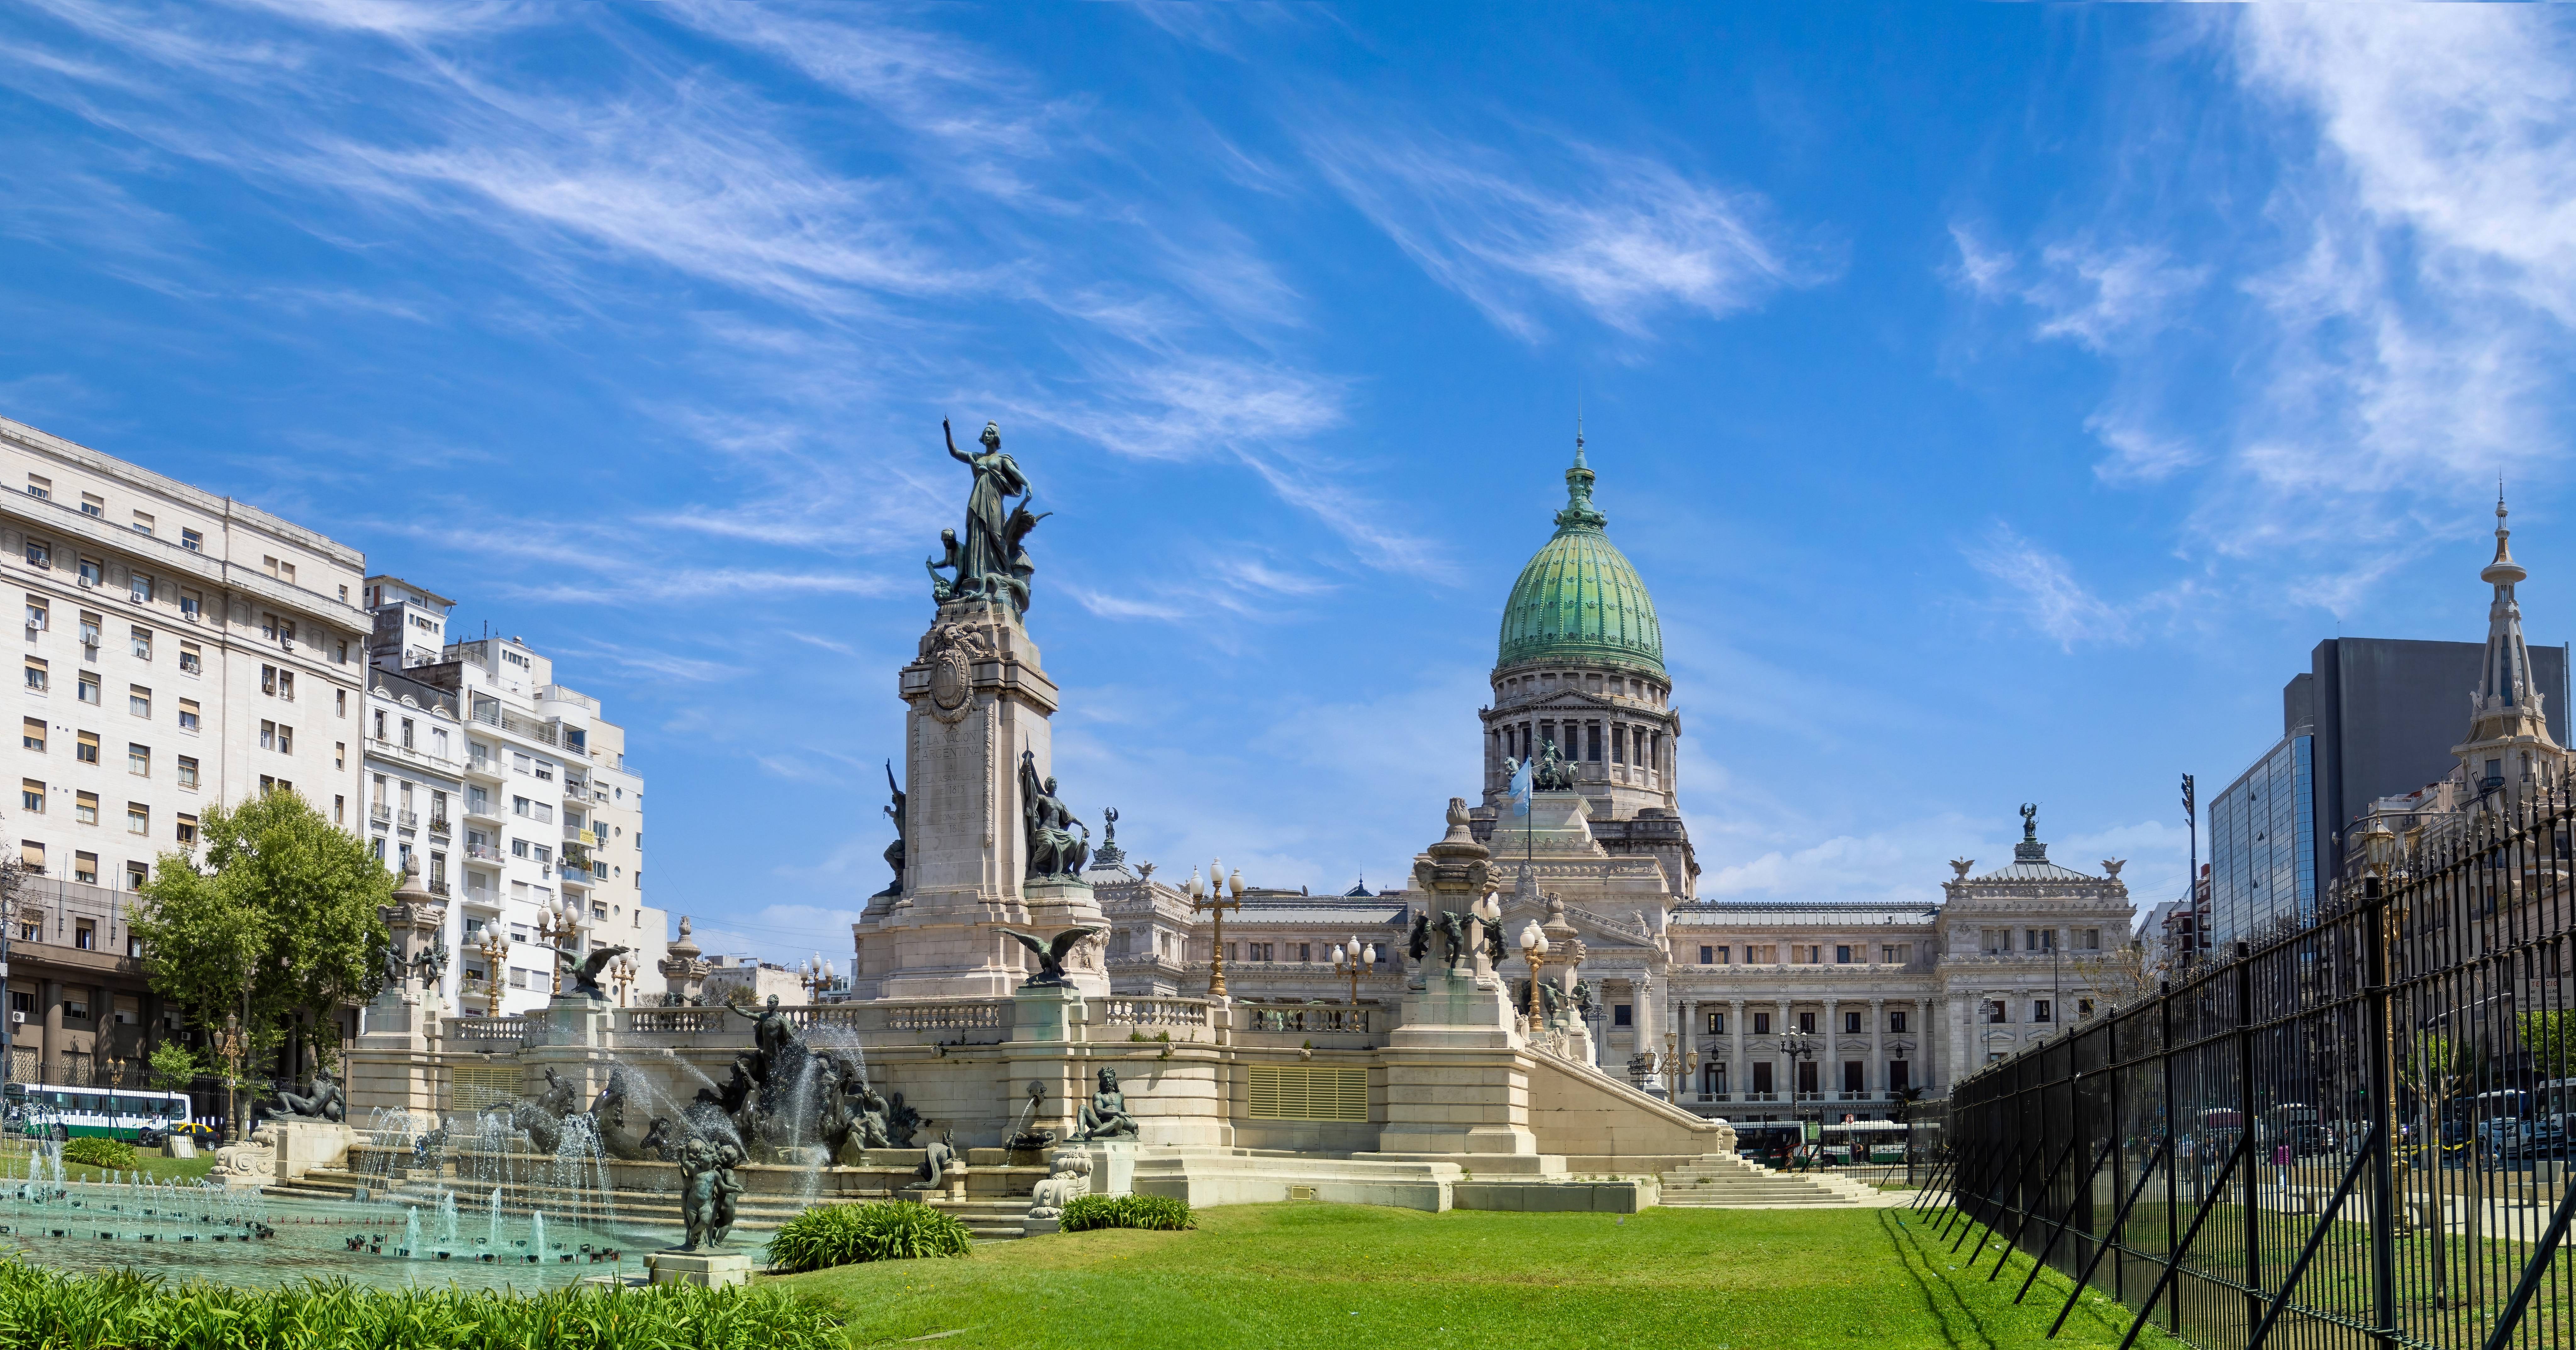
[1517,921,1551,1021]
[1190,860,1246,999]
[1330,935,1376,1007]
[801,954,840,1001]
[473,927,510,1008]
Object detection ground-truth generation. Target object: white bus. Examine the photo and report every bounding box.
[2,1082,194,1142]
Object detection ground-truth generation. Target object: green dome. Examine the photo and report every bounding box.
[1496,445,1665,678]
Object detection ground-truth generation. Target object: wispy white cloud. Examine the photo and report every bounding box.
[1961,523,2134,650]
[1309,124,1827,340]
[2027,242,2209,354]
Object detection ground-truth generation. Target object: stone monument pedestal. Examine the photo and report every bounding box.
[1082,1140,1138,1198]
[267,1120,354,1182]
[645,1249,753,1289]
[1010,983,1084,1044]
[1363,968,1552,1171]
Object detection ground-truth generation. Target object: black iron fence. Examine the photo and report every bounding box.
[1936,782,2576,1349]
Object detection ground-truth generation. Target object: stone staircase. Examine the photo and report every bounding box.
[1656,1154,1882,1208]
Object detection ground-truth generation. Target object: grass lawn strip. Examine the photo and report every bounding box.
[773,1202,2186,1350]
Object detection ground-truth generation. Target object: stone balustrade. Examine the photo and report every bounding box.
[1099,997,1210,1031]
[444,1015,529,1048]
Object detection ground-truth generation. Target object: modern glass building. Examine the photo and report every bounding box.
[2207,735,2317,946]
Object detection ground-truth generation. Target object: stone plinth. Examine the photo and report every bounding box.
[1486,791,1607,858]
[858,598,1115,1000]
[1363,968,1550,1169]
[1008,983,1083,1044]
[645,1248,752,1289]
[267,1120,353,1182]
[1082,1140,1138,1198]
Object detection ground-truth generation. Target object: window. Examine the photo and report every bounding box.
[1882,943,1913,964]
[1752,1062,1774,1094]
[278,670,294,701]
[1843,1011,1862,1034]
[24,656,45,691]
[1890,1011,1908,1033]
[21,718,42,751]
[1889,1060,1912,1092]
[177,697,199,731]
[176,755,198,789]
[20,778,43,812]
[78,612,100,650]
[128,573,151,605]
[72,851,96,883]
[77,670,98,704]
[1748,944,1778,964]
[131,511,153,536]
[22,539,48,569]
[2078,929,2101,951]
[128,685,149,717]
[512,838,530,858]
[75,790,99,825]
[178,641,200,674]
[400,716,413,749]
[260,611,279,639]
[1987,1000,2008,1024]
[76,730,98,764]
[2033,1000,2054,1024]
[2027,928,2055,951]
[129,626,151,660]
[1835,944,1854,963]
[1752,1012,1771,1034]
[1798,1011,1816,1034]
[79,493,103,518]
[534,761,554,783]
[74,920,97,950]
[127,743,147,776]
[332,794,343,824]
[126,803,148,835]
[1613,1004,1633,1027]
[24,597,45,631]
[335,688,344,715]
[263,665,278,696]
[2078,998,2096,1019]
[1698,945,1714,965]
[1705,1010,1724,1034]
[24,475,47,501]
[175,813,197,846]
[260,719,276,750]
[180,528,201,552]
[262,556,296,585]
[432,728,448,757]
[513,795,530,816]
[78,557,100,586]
[334,741,345,770]
[179,591,199,619]
[1982,928,2008,954]
[508,968,529,989]
[513,752,531,775]
[534,844,553,866]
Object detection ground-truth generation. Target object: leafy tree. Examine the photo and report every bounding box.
[128,791,392,1139]
[145,1042,203,1094]
[2521,1010,2576,1081]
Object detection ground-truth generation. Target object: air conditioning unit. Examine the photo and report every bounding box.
[75,576,92,588]
[9,1011,23,1025]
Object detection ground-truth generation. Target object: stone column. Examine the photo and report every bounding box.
[1824,996,1840,1100]
[1919,997,1937,1093]
[1775,998,1792,1103]
[1678,996,1696,1098]
[1728,999,1745,1101]
[1951,992,1974,1086]
[41,979,62,1082]
[1870,998,1886,1097]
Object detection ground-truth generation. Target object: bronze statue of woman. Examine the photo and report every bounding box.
[944,418,1030,602]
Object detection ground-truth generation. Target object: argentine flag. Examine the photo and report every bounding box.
[1508,757,1534,817]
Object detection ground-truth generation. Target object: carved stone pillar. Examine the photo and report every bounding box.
[1823,996,1840,1099]
[1728,998,1746,1101]
[1870,997,1887,1097]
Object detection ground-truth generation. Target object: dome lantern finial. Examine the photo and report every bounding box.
[2486,481,2527,587]
[1554,423,1606,534]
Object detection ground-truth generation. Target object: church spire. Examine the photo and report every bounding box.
[1553,419,1606,534]
[2456,485,2564,793]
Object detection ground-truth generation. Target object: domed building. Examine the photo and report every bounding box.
[1472,435,1697,899]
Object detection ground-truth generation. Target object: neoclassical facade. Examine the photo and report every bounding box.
[1071,442,2134,1128]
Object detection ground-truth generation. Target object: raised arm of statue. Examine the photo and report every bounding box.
[944,418,970,465]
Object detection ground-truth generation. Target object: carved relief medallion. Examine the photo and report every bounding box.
[924,622,990,724]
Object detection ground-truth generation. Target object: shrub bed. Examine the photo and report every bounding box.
[766,1202,973,1273]
[1058,1194,1194,1232]
[0,1259,841,1349]
[59,1137,136,1169]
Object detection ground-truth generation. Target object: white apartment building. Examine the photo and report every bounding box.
[359,576,466,912]
[701,955,805,1006]
[3,415,371,898]
[399,633,663,1015]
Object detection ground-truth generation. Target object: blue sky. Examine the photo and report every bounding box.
[7,4,2575,963]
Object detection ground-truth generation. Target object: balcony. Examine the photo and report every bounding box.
[369,802,391,825]
[560,867,593,891]
[465,843,503,865]
[398,809,419,829]
[464,753,502,783]
[464,800,501,825]
[428,815,451,838]
[428,880,451,897]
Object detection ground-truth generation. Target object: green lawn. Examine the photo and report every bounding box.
[773,1203,2187,1350]
[60,1153,216,1186]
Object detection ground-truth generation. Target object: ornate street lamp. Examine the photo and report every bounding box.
[1330,934,1376,1007]
[1517,921,1551,1020]
[1663,1031,1700,1103]
[800,954,839,1002]
[473,927,510,1006]
[1190,860,1246,999]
